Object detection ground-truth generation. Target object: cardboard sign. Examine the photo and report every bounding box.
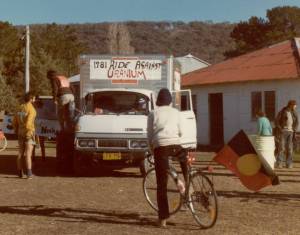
[90,58,162,81]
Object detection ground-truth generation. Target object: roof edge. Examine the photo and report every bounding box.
[182,76,300,87]
[292,38,300,75]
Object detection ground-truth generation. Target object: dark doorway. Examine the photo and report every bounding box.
[209,93,224,146]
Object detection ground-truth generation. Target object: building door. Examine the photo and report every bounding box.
[209,93,224,146]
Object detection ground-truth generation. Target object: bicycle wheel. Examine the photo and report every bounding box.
[188,172,218,228]
[143,168,182,215]
[0,133,7,152]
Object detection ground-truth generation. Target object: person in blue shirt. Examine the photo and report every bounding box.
[256,110,273,136]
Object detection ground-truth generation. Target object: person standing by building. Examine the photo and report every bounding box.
[275,100,298,169]
[256,110,273,136]
[47,70,75,132]
[147,88,187,228]
[12,92,37,179]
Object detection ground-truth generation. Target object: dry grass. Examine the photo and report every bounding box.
[0,141,299,235]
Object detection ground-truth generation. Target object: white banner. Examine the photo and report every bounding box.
[2,115,60,138]
[35,119,60,138]
[90,58,163,81]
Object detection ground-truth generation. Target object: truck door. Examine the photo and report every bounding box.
[172,90,197,149]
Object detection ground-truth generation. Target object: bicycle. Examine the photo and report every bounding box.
[143,151,218,229]
[0,130,8,152]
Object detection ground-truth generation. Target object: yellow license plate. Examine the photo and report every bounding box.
[103,152,122,160]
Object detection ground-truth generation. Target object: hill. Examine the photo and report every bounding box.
[32,21,235,64]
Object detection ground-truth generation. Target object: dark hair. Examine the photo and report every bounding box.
[256,110,265,117]
[156,88,172,106]
[24,92,35,102]
[287,100,297,108]
[47,70,57,79]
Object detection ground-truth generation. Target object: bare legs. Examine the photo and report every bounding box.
[17,142,34,177]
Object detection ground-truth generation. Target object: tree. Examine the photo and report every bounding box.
[0,77,18,113]
[225,6,300,58]
[0,21,24,101]
[224,17,271,57]
[266,6,300,44]
[35,23,86,77]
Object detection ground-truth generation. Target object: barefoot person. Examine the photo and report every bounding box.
[147,88,188,227]
[12,92,37,179]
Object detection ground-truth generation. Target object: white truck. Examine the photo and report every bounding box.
[73,54,197,175]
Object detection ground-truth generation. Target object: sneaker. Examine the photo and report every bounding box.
[158,219,167,228]
[18,170,23,178]
[26,169,33,179]
[27,175,33,179]
[275,162,283,169]
[287,164,293,169]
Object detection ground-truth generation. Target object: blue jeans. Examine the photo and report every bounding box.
[277,130,294,166]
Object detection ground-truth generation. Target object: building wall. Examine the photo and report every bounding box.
[187,79,300,145]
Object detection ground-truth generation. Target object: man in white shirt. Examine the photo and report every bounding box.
[147,88,187,227]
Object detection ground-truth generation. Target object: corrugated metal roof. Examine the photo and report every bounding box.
[176,54,210,74]
[182,38,300,87]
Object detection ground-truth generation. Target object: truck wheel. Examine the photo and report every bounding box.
[73,151,88,176]
[139,156,154,177]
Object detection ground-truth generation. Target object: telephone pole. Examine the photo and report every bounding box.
[25,25,30,93]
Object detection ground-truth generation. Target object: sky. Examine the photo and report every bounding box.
[1,0,300,25]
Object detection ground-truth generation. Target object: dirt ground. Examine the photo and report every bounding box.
[0,140,299,235]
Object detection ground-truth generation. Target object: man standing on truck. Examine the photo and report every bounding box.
[47,70,75,132]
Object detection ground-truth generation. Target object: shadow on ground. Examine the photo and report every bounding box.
[0,155,141,178]
[217,190,300,203]
[0,205,157,227]
[0,205,203,230]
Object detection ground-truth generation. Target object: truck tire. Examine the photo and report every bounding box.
[73,151,89,176]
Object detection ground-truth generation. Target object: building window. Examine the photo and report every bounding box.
[251,92,262,119]
[264,91,275,121]
[251,91,276,120]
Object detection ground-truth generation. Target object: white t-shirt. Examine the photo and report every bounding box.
[147,105,183,149]
[284,111,293,132]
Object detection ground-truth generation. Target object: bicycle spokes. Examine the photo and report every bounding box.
[189,173,218,228]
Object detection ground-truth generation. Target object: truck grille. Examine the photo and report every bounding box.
[97,139,128,148]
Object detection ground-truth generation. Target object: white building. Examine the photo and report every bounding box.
[182,38,300,147]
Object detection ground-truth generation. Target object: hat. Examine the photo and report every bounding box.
[156,88,172,106]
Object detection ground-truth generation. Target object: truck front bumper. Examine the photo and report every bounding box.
[74,149,147,169]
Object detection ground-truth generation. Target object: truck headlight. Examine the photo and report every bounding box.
[130,140,139,148]
[130,140,148,149]
[87,140,96,147]
[139,141,148,148]
[78,139,88,147]
[78,139,95,147]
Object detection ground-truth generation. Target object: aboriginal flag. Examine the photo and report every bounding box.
[213,130,279,191]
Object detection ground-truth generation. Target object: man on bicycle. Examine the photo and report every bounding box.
[147,88,188,227]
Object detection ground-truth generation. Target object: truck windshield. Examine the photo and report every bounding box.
[85,91,149,115]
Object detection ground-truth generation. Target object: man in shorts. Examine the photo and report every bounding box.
[13,92,37,179]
